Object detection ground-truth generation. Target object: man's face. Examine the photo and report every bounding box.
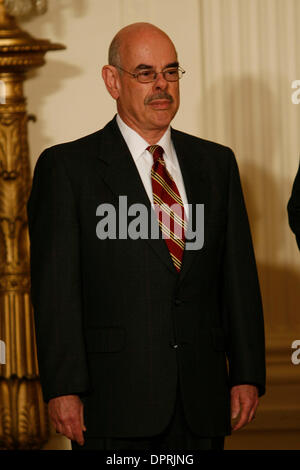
[116,31,180,134]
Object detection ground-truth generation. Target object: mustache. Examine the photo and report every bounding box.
[145,93,174,105]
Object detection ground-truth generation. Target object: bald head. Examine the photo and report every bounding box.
[108,23,177,69]
[102,22,181,143]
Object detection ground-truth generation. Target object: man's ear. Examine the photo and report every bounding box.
[102,65,120,100]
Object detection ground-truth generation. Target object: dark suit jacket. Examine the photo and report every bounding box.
[27,116,266,439]
[288,162,300,249]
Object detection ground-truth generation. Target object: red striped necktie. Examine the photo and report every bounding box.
[147,145,186,272]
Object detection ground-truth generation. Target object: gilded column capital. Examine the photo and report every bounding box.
[0,0,65,449]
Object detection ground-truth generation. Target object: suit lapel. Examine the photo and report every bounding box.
[95,116,177,275]
[94,117,210,280]
[171,128,210,282]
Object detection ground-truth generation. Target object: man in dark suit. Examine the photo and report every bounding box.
[27,23,265,450]
[288,162,300,249]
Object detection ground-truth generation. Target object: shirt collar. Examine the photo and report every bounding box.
[116,114,175,167]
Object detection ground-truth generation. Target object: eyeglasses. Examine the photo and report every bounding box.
[115,66,186,83]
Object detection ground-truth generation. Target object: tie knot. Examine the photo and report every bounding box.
[147,145,164,163]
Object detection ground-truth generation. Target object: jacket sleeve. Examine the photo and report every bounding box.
[27,148,90,403]
[287,161,300,250]
[222,149,266,397]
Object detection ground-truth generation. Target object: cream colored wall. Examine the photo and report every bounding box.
[196,0,300,450]
[22,0,300,450]
[24,0,202,167]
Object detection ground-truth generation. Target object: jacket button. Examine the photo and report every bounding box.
[170,342,179,349]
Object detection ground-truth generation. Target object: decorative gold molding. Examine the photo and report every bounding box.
[0,0,65,449]
[0,377,48,449]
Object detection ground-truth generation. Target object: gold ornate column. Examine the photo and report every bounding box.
[0,0,64,449]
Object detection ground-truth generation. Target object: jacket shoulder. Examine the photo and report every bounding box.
[43,128,103,159]
[171,128,234,156]
[32,124,109,177]
[171,128,237,174]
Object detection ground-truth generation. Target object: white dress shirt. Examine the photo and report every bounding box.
[116,114,189,219]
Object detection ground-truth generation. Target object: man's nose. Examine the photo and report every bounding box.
[153,72,168,90]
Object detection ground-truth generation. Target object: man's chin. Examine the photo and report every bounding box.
[148,108,176,127]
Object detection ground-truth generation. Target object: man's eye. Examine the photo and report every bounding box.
[165,69,178,76]
[140,71,154,77]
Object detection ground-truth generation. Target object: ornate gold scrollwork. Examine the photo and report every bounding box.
[0,0,65,449]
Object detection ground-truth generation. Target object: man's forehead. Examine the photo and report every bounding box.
[120,31,177,65]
